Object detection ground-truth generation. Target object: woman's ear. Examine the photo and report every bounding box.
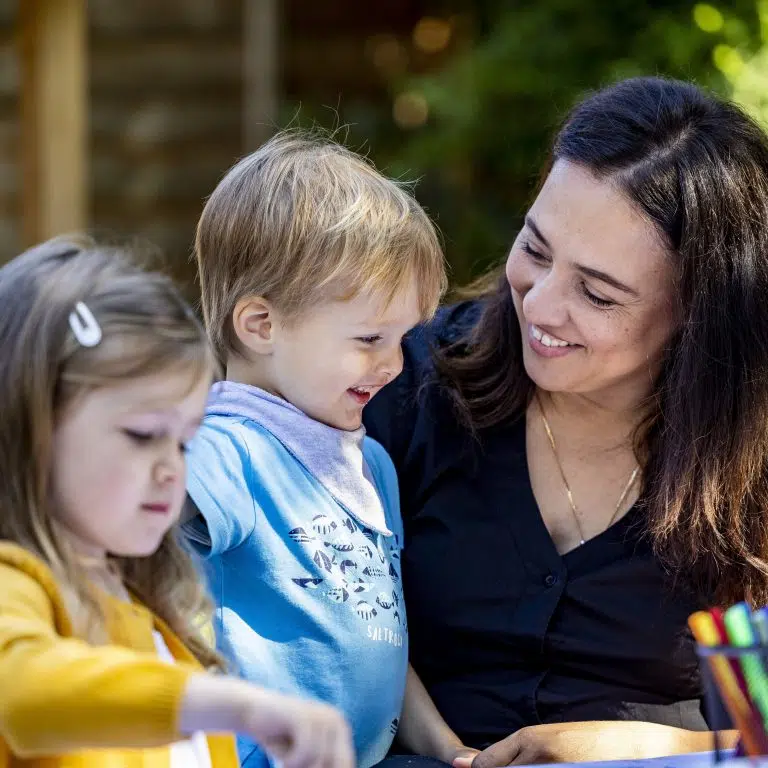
[232,296,276,356]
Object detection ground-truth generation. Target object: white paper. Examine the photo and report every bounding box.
[509,751,744,768]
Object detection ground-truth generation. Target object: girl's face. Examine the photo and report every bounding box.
[506,160,678,408]
[51,369,210,559]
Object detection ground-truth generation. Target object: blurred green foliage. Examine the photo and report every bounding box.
[700,0,768,126]
[285,1,766,285]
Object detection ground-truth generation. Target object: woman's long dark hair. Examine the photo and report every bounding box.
[439,77,768,607]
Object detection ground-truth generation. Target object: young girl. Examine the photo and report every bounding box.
[0,237,354,768]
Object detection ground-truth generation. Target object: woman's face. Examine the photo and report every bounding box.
[506,160,678,406]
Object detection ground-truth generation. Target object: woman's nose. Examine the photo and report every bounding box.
[522,270,570,328]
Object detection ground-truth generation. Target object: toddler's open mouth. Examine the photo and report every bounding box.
[347,386,372,405]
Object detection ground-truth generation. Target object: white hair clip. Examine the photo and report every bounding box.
[69,301,102,348]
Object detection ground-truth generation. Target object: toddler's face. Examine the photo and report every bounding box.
[269,277,422,431]
[51,369,210,559]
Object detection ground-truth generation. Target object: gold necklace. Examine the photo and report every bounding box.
[536,393,640,547]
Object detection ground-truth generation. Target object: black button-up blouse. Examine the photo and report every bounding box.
[363,302,710,750]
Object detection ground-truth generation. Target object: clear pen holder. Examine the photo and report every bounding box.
[697,644,768,764]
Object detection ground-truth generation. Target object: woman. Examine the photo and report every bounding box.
[365,76,768,767]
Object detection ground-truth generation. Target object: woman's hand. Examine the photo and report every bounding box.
[397,664,481,767]
[449,745,481,767]
[470,721,717,767]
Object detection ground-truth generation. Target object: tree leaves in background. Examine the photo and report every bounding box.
[384,0,758,284]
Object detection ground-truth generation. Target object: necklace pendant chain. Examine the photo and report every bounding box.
[536,392,640,547]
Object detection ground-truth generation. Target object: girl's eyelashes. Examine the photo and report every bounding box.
[124,424,199,452]
[356,335,382,345]
[123,429,155,445]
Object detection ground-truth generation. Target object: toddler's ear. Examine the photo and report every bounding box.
[232,296,275,356]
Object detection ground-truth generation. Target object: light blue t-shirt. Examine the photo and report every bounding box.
[185,414,408,768]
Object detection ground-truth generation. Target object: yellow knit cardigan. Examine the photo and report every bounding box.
[0,542,240,768]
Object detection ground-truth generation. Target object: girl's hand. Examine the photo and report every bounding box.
[181,674,355,768]
[242,688,355,768]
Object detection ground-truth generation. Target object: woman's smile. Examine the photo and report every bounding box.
[528,323,580,358]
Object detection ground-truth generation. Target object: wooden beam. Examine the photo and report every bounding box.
[19,0,88,247]
[243,0,279,151]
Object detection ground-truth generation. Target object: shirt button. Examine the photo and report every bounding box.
[544,573,558,587]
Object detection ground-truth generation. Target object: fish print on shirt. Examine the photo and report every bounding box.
[290,507,406,642]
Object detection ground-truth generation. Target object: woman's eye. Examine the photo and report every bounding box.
[582,284,615,308]
[521,240,548,262]
[356,335,382,345]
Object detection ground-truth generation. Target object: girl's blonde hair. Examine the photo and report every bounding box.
[0,237,222,669]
